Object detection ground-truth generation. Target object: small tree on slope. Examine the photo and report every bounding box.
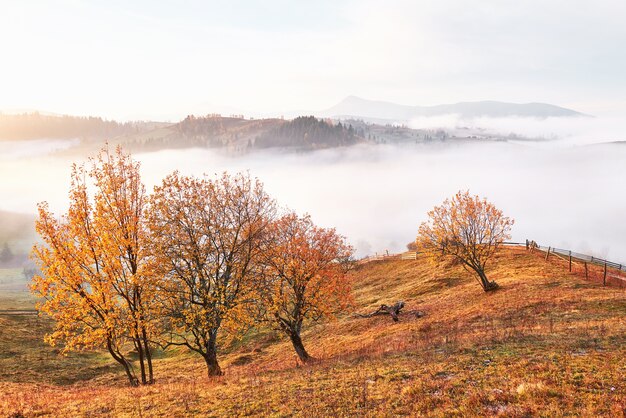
[260,213,353,362]
[416,191,514,292]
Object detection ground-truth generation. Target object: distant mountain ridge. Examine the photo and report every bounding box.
[0,97,589,153]
[320,96,588,121]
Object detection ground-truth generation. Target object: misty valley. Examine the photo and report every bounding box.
[4,2,626,415]
[1,109,625,272]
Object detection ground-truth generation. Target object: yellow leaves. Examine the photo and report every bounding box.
[147,170,276,355]
[33,144,356,376]
[31,145,158,366]
[416,190,514,290]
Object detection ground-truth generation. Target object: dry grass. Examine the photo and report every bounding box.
[2,247,626,417]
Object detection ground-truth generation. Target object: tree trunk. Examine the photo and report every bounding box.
[289,331,311,363]
[121,359,139,387]
[477,268,498,292]
[107,339,139,387]
[203,332,222,377]
[142,328,154,384]
[203,348,222,376]
[134,335,147,385]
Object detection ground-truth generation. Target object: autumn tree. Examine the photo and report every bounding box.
[147,171,275,376]
[416,191,514,292]
[31,146,158,386]
[259,213,354,363]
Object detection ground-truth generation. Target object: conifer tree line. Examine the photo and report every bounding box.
[254,116,361,148]
[0,113,143,140]
[31,145,354,386]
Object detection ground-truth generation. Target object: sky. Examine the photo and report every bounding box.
[1,0,626,120]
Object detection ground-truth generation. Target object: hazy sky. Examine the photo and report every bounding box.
[1,0,626,120]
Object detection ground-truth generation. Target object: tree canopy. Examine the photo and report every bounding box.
[31,146,158,386]
[147,171,275,376]
[416,191,513,292]
[259,213,354,362]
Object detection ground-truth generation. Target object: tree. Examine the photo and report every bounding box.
[260,213,354,362]
[0,242,13,264]
[416,191,513,292]
[147,171,275,376]
[31,146,158,386]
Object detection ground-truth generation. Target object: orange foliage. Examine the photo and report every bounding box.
[31,145,158,386]
[147,171,276,376]
[260,213,354,362]
[417,190,513,291]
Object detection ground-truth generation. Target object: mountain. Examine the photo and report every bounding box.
[320,96,588,121]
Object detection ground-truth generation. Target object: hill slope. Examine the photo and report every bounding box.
[2,247,625,416]
[121,115,364,152]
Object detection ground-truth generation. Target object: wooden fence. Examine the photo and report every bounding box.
[358,250,417,264]
[524,241,626,287]
[359,241,626,287]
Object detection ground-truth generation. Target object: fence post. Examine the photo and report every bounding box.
[584,262,588,279]
[545,247,551,261]
[525,239,529,250]
[603,262,607,286]
[569,251,572,272]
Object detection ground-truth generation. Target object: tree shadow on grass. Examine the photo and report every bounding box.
[0,314,120,385]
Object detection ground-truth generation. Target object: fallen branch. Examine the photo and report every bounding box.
[355,301,425,322]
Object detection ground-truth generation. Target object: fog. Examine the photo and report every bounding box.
[409,115,626,147]
[2,136,625,264]
[0,138,79,161]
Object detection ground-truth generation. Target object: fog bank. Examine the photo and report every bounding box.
[409,115,626,147]
[1,140,625,263]
[140,142,626,263]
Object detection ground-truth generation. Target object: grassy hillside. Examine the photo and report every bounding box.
[119,116,285,153]
[1,247,625,416]
[121,115,365,152]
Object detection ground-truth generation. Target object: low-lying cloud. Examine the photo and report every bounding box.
[409,115,626,147]
[2,137,625,264]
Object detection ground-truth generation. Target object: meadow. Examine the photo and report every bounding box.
[1,247,625,417]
